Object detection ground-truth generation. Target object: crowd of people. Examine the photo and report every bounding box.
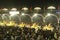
[0,22,59,40]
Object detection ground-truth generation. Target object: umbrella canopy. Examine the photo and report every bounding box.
[32,14,43,25]
[10,14,20,23]
[20,14,31,24]
[45,14,58,25]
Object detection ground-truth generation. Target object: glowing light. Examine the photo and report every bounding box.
[47,13,51,16]
[22,7,28,10]
[33,14,38,16]
[2,8,8,11]
[9,11,19,16]
[21,13,25,15]
[11,8,17,11]
[34,7,41,10]
[47,6,56,9]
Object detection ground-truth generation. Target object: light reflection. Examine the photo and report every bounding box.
[9,11,19,16]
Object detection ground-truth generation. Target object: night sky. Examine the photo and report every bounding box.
[0,0,59,9]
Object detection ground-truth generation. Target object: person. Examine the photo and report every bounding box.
[31,23,41,32]
[25,23,31,28]
[0,22,5,26]
[6,21,16,27]
[31,23,42,40]
[18,22,25,28]
[42,23,54,40]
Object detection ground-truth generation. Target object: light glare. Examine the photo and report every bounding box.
[9,11,19,16]
[33,14,38,16]
[47,13,51,16]
[21,13,25,15]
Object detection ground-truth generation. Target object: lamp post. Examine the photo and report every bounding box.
[21,7,29,14]
[1,8,9,26]
[2,8,8,14]
[34,7,41,13]
[9,8,20,26]
[47,6,56,14]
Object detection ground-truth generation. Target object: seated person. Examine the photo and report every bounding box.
[18,22,25,28]
[43,24,54,31]
[6,21,16,27]
[31,23,41,33]
[42,24,55,40]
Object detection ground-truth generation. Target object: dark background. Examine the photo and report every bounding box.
[0,0,59,9]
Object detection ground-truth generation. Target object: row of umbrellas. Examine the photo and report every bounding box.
[0,13,58,26]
